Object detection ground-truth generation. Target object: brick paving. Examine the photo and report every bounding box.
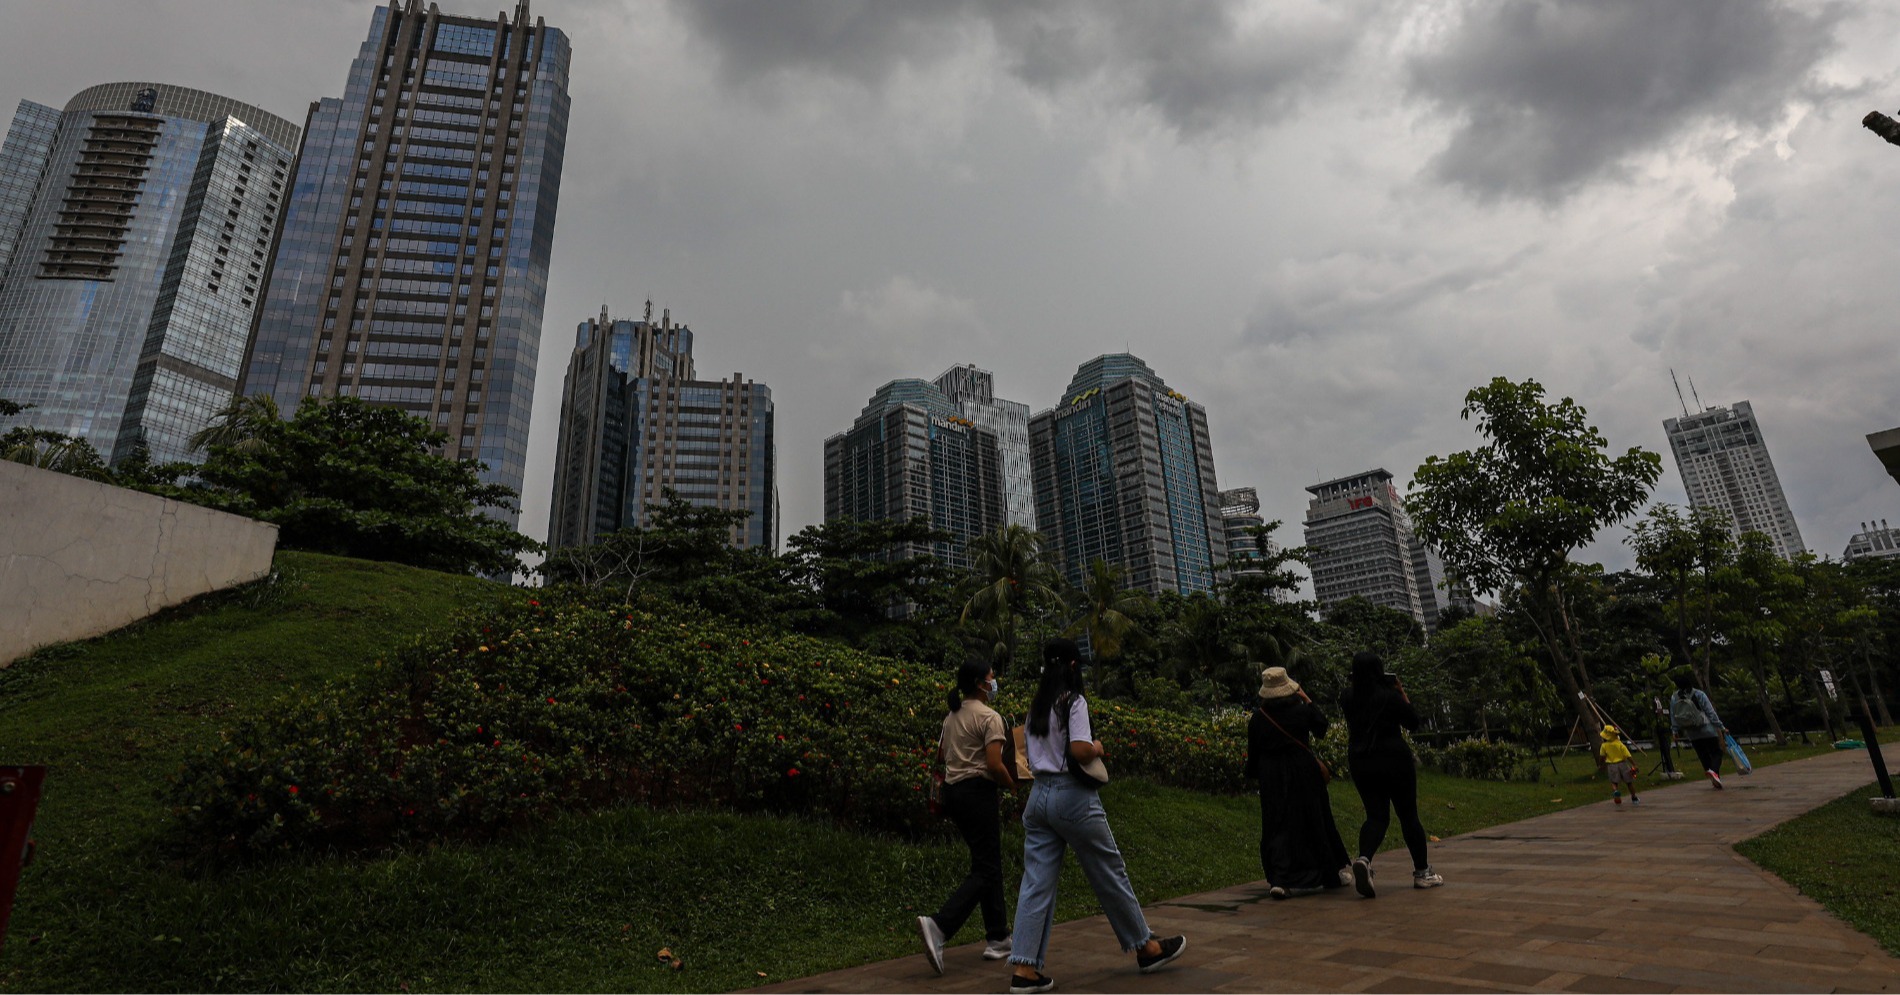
[751,749,1899,994]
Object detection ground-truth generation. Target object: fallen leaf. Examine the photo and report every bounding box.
[1428,835,1441,842]
[656,948,672,960]
[1550,798,1563,803]
[1445,802,1456,809]
[670,959,684,971]
[757,971,768,978]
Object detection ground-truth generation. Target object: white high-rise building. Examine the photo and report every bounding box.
[1663,400,1805,559]
[1845,520,1900,562]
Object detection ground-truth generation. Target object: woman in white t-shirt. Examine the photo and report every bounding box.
[1003,639,1187,994]
[917,659,1020,975]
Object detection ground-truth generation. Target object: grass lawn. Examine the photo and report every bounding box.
[0,551,1876,991]
[1737,784,1900,958]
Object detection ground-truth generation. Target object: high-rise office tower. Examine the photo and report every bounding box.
[1028,354,1223,595]
[1663,400,1805,558]
[1303,467,1456,632]
[0,84,298,463]
[824,378,1005,572]
[547,305,774,552]
[933,363,1036,531]
[240,0,570,522]
[1218,486,1272,583]
[1845,520,1900,562]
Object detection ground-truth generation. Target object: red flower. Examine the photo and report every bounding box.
[288,785,300,796]
[734,723,745,732]
[786,768,800,777]
[529,599,540,606]
[547,697,557,705]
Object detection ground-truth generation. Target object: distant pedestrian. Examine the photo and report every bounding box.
[1341,651,1442,897]
[1669,672,1728,789]
[1598,724,1641,806]
[917,659,1020,975]
[1246,666,1350,898]
[1005,639,1187,994]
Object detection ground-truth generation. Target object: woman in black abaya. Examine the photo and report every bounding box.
[1245,667,1351,898]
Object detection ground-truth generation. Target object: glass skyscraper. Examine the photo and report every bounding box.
[239,0,570,522]
[548,305,775,552]
[825,377,1006,572]
[933,363,1036,531]
[0,84,298,463]
[1028,353,1224,595]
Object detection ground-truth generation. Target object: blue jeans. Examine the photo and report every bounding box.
[1009,777,1154,970]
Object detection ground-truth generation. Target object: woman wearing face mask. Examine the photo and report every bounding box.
[918,658,1020,975]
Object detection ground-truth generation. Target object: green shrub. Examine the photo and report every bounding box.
[1416,737,1542,782]
[167,588,1264,855]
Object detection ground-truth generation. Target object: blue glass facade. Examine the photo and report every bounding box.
[240,1,571,524]
[824,377,1006,571]
[0,84,297,462]
[1028,353,1224,595]
[548,306,774,551]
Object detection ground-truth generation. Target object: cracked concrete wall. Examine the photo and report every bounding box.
[0,461,279,666]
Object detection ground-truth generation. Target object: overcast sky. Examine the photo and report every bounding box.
[6,0,1900,577]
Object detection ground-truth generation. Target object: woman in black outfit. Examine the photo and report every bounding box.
[1341,651,1442,897]
[1246,667,1350,899]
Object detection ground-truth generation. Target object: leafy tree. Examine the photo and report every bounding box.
[783,516,958,627]
[184,396,537,576]
[1709,531,1801,744]
[1429,615,1559,741]
[0,396,25,418]
[1627,502,1733,684]
[1407,377,1662,734]
[1063,558,1151,683]
[959,524,1066,672]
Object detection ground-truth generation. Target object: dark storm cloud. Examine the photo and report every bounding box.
[675,0,1372,137]
[1408,0,1843,201]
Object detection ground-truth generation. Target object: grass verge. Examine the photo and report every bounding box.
[0,551,1877,991]
[1736,783,1900,958]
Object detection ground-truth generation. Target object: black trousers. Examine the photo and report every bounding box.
[1351,765,1430,872]
[932,777,1008,941]
[1689,735,1726,775]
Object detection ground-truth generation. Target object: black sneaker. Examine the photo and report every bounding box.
[1137,935,1187,974]
[1009,971,1055,993]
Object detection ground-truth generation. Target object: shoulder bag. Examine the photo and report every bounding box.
[1057,693,1109,789]
[1258,705,1332,784]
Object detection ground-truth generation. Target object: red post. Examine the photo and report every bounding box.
[0,765,48,953]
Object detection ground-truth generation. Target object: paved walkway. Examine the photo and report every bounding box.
[753,749,1899,994]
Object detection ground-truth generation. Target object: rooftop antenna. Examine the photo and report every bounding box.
[1669,369,1690,418]
[643,298,653,323]
[1687,375,1704,412]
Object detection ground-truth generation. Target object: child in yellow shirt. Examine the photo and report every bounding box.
[1599,725,1639,806]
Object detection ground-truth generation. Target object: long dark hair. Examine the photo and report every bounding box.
[948,658,991,714]
[1028,638,1086,736]
[1347,650,1385,703]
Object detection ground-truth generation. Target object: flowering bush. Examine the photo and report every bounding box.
[167,588,1272,854]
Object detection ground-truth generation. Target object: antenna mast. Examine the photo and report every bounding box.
[1687,376,1704,412]
[1669,369,1690,418]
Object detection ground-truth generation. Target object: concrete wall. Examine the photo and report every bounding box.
[0,461,278,666]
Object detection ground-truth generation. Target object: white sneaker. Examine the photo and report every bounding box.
[1413,866,1445,889]
[1352,856,1376,898]
[983,937,1013,961]
[916,916,945,975]
[1338,866,1354,887]
[1708,770,1724,790]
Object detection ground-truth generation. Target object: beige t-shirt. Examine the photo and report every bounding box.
[940,699,1007,785]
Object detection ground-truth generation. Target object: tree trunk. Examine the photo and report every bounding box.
[1806,668,1840,741]
[1769,655,1810,744]
[1525,584,1598,736]
[1751,652,1786,746]
[1864,648,1895,727]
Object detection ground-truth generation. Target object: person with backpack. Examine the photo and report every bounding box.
[917,658,1020,975]
[1005,639,1187,994]
[1669,672,1728,789]
[1341,650,1442,897]
[1246,666,1351,898]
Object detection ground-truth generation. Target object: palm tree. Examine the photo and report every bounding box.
[2,430,112,481]
[190,393,281,453]
[1063,558,1150,689]
[959,524,1065,672]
